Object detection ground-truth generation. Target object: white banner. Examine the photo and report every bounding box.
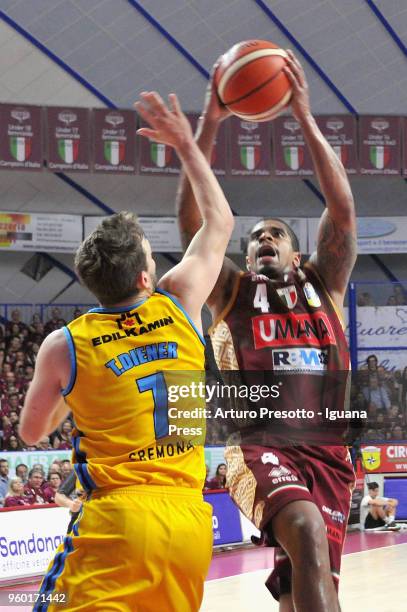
[0,211,82,252]
[0,506,70,580]
[345,306,407,371]
[309,217,407,254]
[84,216,308,254]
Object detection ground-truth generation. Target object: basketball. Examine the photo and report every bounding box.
[215,40,292,122]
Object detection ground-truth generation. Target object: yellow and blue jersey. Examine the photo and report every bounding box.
[63,289,206,493]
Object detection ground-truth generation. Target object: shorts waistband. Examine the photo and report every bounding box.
[90,484,204,501]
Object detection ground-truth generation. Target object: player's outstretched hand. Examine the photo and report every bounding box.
[135,92,193,151]
[202,58,231,124]
[283,50,311,123]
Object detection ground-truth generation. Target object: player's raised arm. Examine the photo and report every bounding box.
[284,50,357,307]
[174,71,239,316]
[136,91,234,328]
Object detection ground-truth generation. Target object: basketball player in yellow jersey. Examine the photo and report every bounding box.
[20,91,234,612]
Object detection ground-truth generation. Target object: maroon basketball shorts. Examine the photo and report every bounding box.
[225,444,355,601]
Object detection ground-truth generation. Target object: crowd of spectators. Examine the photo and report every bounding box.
[351,354,407,444]
[0,307,82,453]
[356,285,407,307]
[0,456,73,507]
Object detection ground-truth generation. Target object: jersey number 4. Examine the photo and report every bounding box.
[253,284,270,313]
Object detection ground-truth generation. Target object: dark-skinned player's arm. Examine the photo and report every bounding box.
[284,50,357,310]
[136,92,235,333]
[175,66,239,319]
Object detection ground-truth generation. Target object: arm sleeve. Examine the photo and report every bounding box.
[58,470,76,497]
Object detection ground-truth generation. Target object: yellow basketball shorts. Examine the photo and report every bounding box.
[34,485,213,612]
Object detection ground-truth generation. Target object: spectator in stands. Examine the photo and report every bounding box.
[60,459,73,481]
[4,477,30,507]
[36,436,52,451]
[386,295,396,306]
[52,419,73,450]
[5,309,27,337]
[23,364,34,381]
[388,404,405,429]
[44,307,66,335]
[389,425,405,441]
[203,464,211,490]
[394,285,406,306]
[6,434,23,451]
[24,342,40,367]
[360,482,399,530]
[357,292,375,306]
[42,472,62,503]
[207,463,227,490]
[0,459,10,505]
[362,376,391,411]
[48,461,62,478]
[15,463,28,483]
[31,463,46,477]
[24,468,47,505]
[73,308,82,319]
[28,313,42,334]
[55,470,84,533]
[6,335,23,355]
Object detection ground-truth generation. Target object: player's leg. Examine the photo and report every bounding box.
[271,499,340,612]
[279,593,295,612]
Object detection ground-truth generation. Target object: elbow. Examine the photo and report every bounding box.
[19,424,40,446]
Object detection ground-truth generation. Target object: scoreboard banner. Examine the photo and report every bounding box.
[0,211,82,252]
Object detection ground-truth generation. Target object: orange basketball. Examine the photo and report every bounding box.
[215,40,292,122]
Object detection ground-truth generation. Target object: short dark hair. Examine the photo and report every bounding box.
[367,355,378,364]
[75,212,147,306]
[367,482,379,490]
[247,218,300,252]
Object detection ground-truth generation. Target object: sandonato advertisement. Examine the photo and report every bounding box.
[0,507,70,581]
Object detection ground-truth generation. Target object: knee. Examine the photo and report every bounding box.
[284,513,327,564]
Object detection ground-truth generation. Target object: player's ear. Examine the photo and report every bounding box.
[293,252,301,268]
[136,271,149,290]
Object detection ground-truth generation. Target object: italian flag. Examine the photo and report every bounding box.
[151,143,169,168]
[369,145,389,170]
[58,139,77,164]
[240,146,256,170]
[104,141,124,166]
[10,136,31,162]
[284,146,301,170]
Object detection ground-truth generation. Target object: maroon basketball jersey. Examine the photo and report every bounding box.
[210,264,350,442]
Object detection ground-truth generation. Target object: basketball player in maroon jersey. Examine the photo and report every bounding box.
[176,51,357,612]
